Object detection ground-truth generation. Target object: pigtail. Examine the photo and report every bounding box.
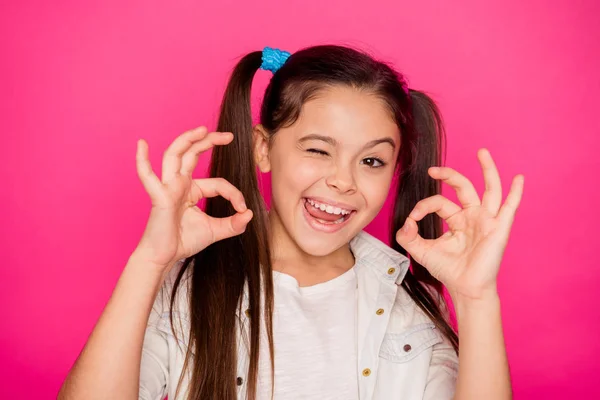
[390,89,459,352]
[171,51,275,400]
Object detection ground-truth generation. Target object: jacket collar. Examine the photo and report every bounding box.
[238,230,411,316]
[350,230,411,285]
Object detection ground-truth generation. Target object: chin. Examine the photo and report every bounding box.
[291,231,351,257]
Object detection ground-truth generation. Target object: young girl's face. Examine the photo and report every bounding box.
[256,85,401,257]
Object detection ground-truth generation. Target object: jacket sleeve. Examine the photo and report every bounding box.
[138,298,169,400]
[423,333,459,400]
[138,261,186,400]
[423,285,459,400]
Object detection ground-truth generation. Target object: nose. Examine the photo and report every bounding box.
[326,165,357,194]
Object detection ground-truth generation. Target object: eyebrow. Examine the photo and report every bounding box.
[299,134,396,150]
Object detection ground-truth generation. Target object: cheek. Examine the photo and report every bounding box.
[296,160,325,186]
[358,171,394,209]
[273,155,325,193]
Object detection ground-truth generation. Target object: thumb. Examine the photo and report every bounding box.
[210,209,254,243]
[395,217,430,265]
[229,209,254,235]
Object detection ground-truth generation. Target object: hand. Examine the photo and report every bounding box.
[395,148,524,300]
[132,126,253,271]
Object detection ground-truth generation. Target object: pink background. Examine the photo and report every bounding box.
[1,0,598,398]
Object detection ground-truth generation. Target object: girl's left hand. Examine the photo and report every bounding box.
[395,148,524,301]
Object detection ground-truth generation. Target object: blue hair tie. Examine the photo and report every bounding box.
[260,46,291,73]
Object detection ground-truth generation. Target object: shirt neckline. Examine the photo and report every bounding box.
[273,265,357,295]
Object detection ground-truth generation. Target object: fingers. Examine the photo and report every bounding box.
[193,178,247,213]
[478,148,503,215]
[397,196,456,266]
[136,139,163,197]
[428,166,481,208]
[407,194,462,222]
[497,175,525,228]
[180,132,233,176]
[395,217,435,266]
[195,176,253,242]
[161,126,209,182]
[209,209,254,242]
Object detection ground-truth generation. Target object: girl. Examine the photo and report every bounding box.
[59,45,524,400]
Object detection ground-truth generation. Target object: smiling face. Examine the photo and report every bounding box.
[255,85,401,258]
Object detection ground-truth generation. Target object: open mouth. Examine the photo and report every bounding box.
[302,197,356,232]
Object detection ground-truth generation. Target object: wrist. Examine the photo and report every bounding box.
[126,251,172,284]
[451,289,502,319]
[448,282,500,304]
[128,249,175,272]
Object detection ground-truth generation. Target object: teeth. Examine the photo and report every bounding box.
[306,199,351,215]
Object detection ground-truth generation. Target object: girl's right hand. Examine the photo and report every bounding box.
[132,126,253,272]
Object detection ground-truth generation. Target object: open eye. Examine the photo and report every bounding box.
[307,148,330,156]
[361,157,386,168]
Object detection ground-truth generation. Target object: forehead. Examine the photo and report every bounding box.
[289,85,400,144]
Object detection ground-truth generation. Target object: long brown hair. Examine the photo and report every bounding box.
[170,45,458,400]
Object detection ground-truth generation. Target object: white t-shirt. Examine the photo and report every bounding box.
[256,267,359,399]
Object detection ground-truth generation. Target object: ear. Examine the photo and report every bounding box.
[253,124,271,173]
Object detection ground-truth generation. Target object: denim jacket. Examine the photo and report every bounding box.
[139,231,459,400]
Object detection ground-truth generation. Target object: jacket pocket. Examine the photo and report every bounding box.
[379,323,443,363]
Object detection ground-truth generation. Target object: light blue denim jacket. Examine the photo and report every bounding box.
[139,230,458,399]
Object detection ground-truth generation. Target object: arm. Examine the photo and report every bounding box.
[58,127,254,399]
[58,254,172,400]
[395,149,523,400]
[452,291,511,400]
[57,127,255,399]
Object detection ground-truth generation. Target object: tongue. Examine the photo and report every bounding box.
[306,202,344,222]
